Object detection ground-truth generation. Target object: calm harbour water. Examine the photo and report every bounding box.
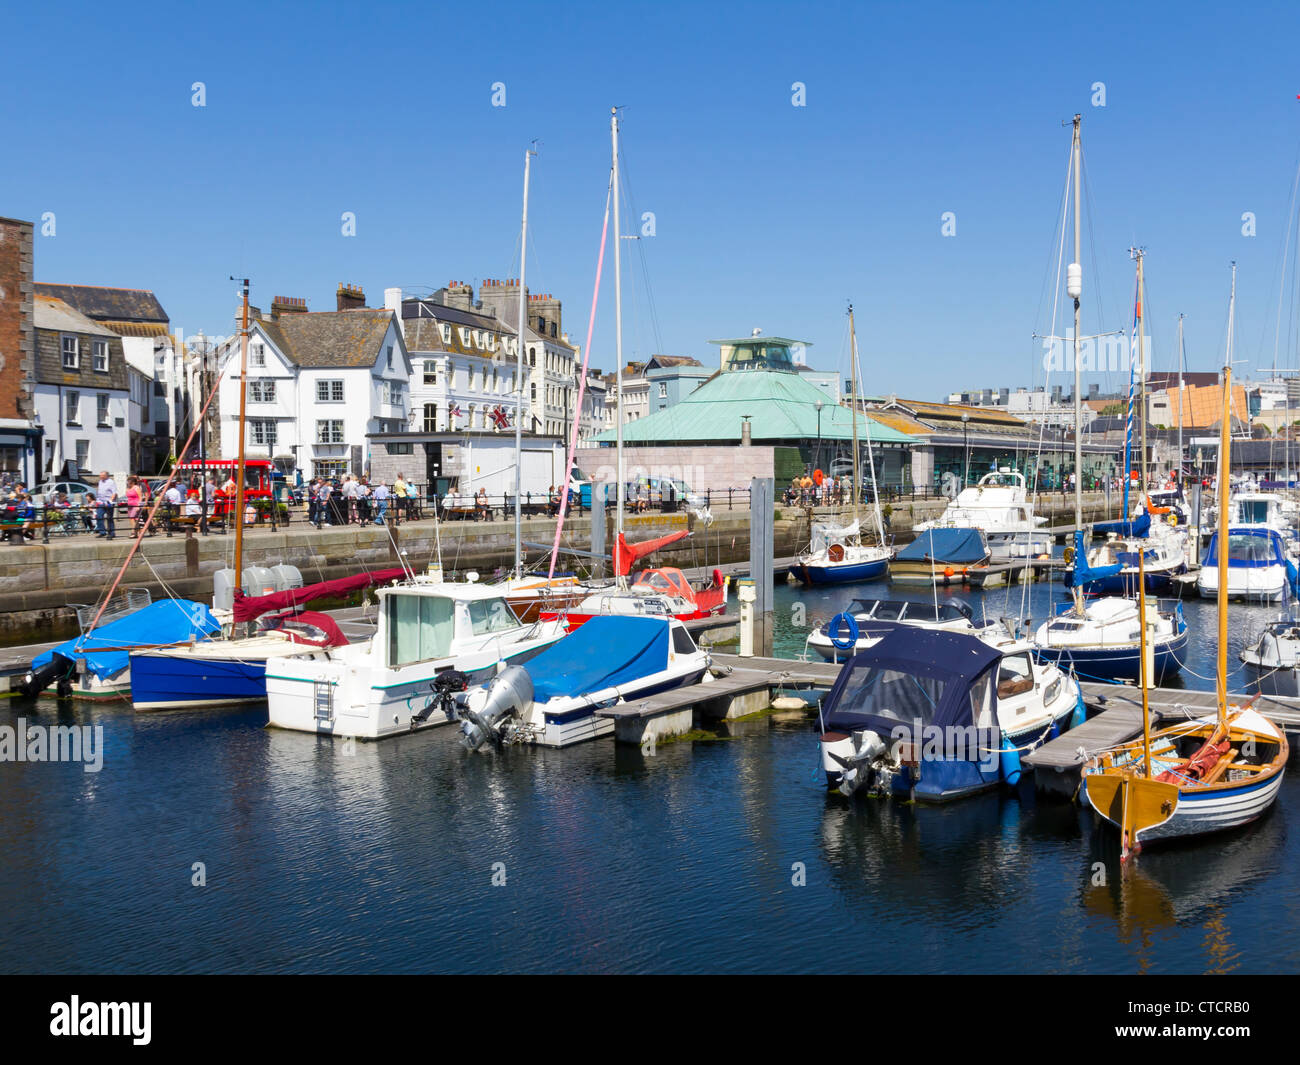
[1,574,1298,974]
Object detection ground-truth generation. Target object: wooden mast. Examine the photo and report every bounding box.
[232,277,250,582]
[1217,265,1236,726]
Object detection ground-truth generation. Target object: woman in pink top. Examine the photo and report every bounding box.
[125,476,142,520]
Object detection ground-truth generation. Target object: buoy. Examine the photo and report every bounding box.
[1000,736,1022,786]
[944,566,954,578]
[1070,686,1087,729]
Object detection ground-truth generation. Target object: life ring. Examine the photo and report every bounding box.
[1166,513,1178,526]
[828,543,845,562]
[829,612,859,650]
[1063,545,1075,565]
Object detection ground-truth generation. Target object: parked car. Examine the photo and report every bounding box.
[32,479,98,504]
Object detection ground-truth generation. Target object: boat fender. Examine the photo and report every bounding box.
[1070,684,1087,729]
[829,612,859,650]
[999,735,1022,786]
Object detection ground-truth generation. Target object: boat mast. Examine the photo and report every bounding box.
[848,304,861,530]
[1069,114,1083,531]
[1133,251,1152,780]
[612,108,626,585]
[1217,266,1236,726]
[1177,313,1185,487]
[1135,249,1147,515]
[232,277,250,581]
[514,146,535,580]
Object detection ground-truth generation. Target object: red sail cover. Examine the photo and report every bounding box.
[231,567,408,624]
[612,530,690,576]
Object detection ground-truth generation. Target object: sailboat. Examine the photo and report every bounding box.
[1026,123,1186,682]
[1084,342,1288,861]
[794,304,893,584]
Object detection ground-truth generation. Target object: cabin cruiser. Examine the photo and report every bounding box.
[818,625,1082,801]
[913,469,1050,561]
[1065,523,1189,596]
[454,615,712,749]
[264,581,568,738]
[1030,595,1187,682]
[1241,616,1300,696]
[889,527,990,584]
[1196,527,1296,602]
[806,597,1007,662]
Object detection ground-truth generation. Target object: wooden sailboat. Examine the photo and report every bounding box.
[1084,273,1288,861]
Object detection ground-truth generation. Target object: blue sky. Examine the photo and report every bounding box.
[6,0,1300,398]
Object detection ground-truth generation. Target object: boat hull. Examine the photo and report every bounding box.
[130,652,272,710]
[794,557,890,585]
[1032,626,1188,682]
[532,667,708,747]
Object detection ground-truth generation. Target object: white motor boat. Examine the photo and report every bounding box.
[914,469,1051,562]
[806,596,1007,662]
[1030,594,1188,683]
[455,615,712,750]
[1196,527,1295,603]
[264,581,568,739]
[1241,616,1300,696]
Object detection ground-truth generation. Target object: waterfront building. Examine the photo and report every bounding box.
[645,355,710,414]
[0,216,40,482]
[215,284,411,480]
[32,295,132,479]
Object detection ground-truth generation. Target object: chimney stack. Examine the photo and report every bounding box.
[442,280,474,312]
[384,286,403,317]
[270,295,308,320]
[336,283,366,311]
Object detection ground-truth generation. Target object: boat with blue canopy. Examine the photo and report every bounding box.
[1197,526,1297,602]
[818,624,1081,801]
[888,527,990,585]
[455,614,711,749]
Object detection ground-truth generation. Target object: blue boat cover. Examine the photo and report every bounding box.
[33,600,222,681]
[1092,511,1152,538]
[1202,527,1290,568]
[823,624,1001,736]
[525,615,670,701]
[895,527,987,564]
[1068,530,1123,585]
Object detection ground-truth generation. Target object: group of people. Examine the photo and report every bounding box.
[306,473,412,528]
[785,474,853,507]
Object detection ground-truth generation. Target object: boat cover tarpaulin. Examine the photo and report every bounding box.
[823,624,1001,736]
[894,527,987,564]
[1069,530,1123,585]
[33,600,222,681]
[809,520,860,556]
[1092,511,1152,538]
[231,567,407,624]
[524,615,670,701]
[612,530,690,576]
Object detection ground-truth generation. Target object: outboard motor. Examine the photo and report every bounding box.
[412,669,469,728]
[459,666,533,752]
[15,651,75,698]
[820,728,889,797]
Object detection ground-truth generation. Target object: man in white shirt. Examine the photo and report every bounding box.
[95,471,118,539]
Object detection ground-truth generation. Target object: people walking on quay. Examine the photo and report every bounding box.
[393,473,409,522]
[373,480,389,525]
[95,470,118,539]
[125,476,141,522]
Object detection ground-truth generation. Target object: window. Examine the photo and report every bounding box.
[249,419,277,447]
[75,439,89,469]
[466,366,475,391]
[387,593,455,666]
[62,336,79,369]
[387,442,413,455]
[96,393,110,426]
[531,383,537,403]
[423,403,437,432]
[423,360,437,385]
[65,390,81,426]
[492,369,498,392]
[384,380,403,404]
[316,419,344,444]
[250,342,265,368]
[312,459,348,480]
[386,344,394,370]
[440,324,451,345]
[529,348,536,367]
[93,339,109,372]
[672,626,697,655]
[153,379,166,397]
[316,379,344,403]
[459,327,471,346]
[249,380,276,403]
[659,383,668,398]
[469,597,518,635]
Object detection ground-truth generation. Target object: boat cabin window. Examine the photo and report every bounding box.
[386,594,455,667]
[996,653,1035,698]
[833,666,949,728]
[468,597,519,636]
[970,671,993,728]
[872,602,905,620]
[1239,500,1272,524]
[671,626,697,655]
[1220,534,1279,564]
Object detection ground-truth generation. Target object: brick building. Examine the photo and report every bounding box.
[0,216,41,482]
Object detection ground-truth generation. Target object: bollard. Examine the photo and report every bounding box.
[737,578,756,658]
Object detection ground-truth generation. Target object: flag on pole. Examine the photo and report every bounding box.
[490,405,510,431]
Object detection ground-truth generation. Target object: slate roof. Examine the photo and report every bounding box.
[33,295,118,337]
[261,309,398,368]
[34,283,167,325]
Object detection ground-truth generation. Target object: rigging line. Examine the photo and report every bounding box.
[1078,148,1109,340]
[616,138,664,356]
[82,345,232,639]
[1268,142,1300,373]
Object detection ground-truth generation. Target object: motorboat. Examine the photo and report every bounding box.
[1240,616,1300,697]
[806,596,1006,662]
[818,625,1082,801]
[888,527,990,585]
[913,469,1051,561]
[1196,526,1296,602]
[1030,595,1187,682]
[454,615,711,749]
[543,566,727,629]
[264,581,568,738]
[1065,524,1189,596]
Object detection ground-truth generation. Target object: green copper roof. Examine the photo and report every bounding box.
[594,368,911,445]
